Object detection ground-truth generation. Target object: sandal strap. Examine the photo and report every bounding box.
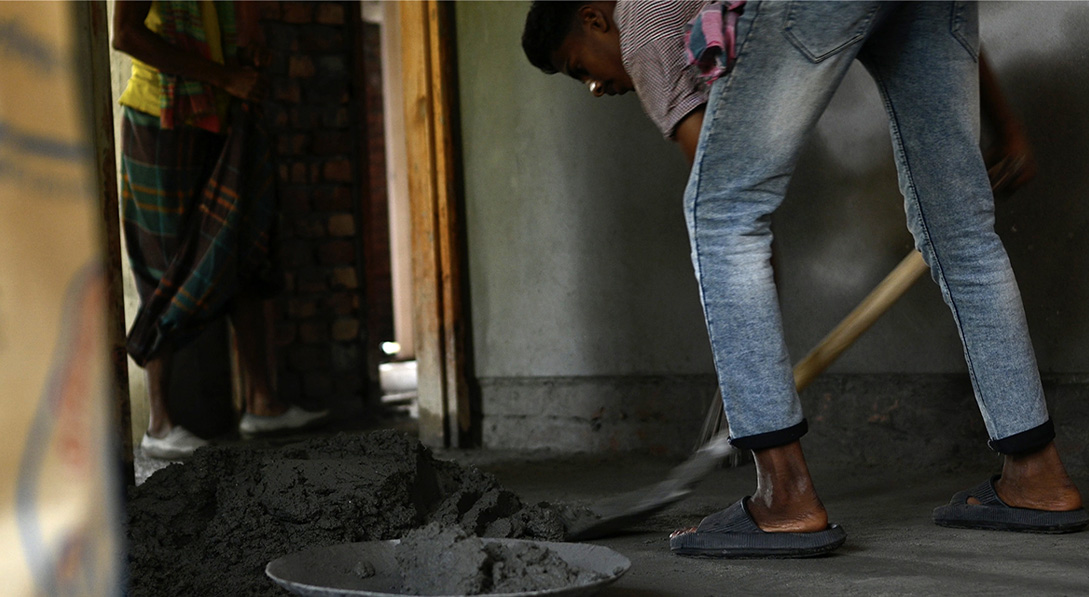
[953,475,1007,507]
[696,498,762,534]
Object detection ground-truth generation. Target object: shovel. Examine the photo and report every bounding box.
[565,250,930,541]
[564,431,734,540]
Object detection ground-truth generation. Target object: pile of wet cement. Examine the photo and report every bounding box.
[126,430,581,596]
[395,524,605,595]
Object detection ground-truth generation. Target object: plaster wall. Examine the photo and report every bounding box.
[455,2,1089,451]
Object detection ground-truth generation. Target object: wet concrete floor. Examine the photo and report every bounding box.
[447,449,1089,597]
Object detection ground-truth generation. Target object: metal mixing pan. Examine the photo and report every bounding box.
[266,538,630,597]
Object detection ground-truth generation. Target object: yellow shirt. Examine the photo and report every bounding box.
[117,0,229,120]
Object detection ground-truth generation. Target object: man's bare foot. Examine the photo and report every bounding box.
[971,442,1084,512]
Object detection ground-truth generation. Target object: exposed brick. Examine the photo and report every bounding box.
[313,130,352,155]
[332,318,360,341]
[289,55,316,78]
[280,2,314,24]
[328,214,356,237]
[297,26,344,53]
[310,163,323,185]
[290,161,308,184]
[305,79,350,105]
[331,267,358,290]
[318,240,355,265]
[281,240,313,268]
[287,298,318,319]
[281,271,296,292]
[296,268,328,293]
[303,372,334,398]
[270,104,290,128]
[323,159,353,183]
[323,107,350,128]
[280,188,310,215]
[260,2,281,20]
[291,106,323,130]
[323,292,354,316]
[288,344,327,371]
[265,50,288,76]
[333,373,363,397]
[318,55,347,76]
[275,322,297,346]
[273,79,301,103]
[277,163,290,183]
[331,344,360,370]
[315,3,346,26]
[277,133,309,155]
[312,185,352,212]
[263,24,296,50]
[293,217,326,239]
[276,371,302,401]
[298,321,329,344]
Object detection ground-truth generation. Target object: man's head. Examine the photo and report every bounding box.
[522,1,634,97]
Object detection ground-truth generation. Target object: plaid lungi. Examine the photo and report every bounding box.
[120,104,280,366]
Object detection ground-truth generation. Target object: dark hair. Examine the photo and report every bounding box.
[522,1,592,74]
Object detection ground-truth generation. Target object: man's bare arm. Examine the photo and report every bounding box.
[674,107,705,165]
[112,0,264,101]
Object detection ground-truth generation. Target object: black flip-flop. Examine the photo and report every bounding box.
[669,498,847,558]
[932,475,1088,534]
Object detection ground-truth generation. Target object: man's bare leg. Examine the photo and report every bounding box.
[670,440,829,537]
[747,441,830,532]
[144,347,174,438]
[231,295,287,417]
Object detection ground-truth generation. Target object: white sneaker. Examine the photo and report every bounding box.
[140,426,209,460]
[238,405,330,437]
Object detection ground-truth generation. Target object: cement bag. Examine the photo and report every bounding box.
[0,2,122,595]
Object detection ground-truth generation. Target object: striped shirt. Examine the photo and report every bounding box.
[615,0,711,139]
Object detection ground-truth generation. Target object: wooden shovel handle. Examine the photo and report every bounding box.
[792,250,929,392]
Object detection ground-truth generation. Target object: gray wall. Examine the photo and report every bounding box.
[455,2,1089,452]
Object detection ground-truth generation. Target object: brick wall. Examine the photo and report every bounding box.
[259,1,381,417]
[361,22,395,353]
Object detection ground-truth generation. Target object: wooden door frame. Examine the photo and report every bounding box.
[80,0,134,484]
[399,1,472,448]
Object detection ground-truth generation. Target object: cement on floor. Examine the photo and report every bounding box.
[444,449,1089,597]
[133,436,1089,596]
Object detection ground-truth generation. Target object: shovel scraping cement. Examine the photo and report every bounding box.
[565,250,930,541]
[563,432,734,540]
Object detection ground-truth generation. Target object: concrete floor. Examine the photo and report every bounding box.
[446,450,1089,597]
[133,436,1089,596]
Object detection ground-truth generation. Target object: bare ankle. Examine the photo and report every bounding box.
[747,441,829,532]
[146,423,172,438]
[246,401,288,417]
[747,493,829,532]
[995,442,1083,511]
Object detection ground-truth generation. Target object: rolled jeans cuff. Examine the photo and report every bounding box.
[988,419,1055,455]
[730,419,808,451]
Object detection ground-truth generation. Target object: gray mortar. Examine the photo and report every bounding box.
[395,524,605,596]
[126,431,581,597]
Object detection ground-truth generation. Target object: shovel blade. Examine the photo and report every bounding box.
[564,433,735,541]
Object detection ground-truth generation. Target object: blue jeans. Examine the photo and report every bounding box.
[685,1,1053,454]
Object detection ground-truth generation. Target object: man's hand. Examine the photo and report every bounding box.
[986,122,1037,195]
[113,1,266,103]
[979,50,1037,196]
[221,66,267,103]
